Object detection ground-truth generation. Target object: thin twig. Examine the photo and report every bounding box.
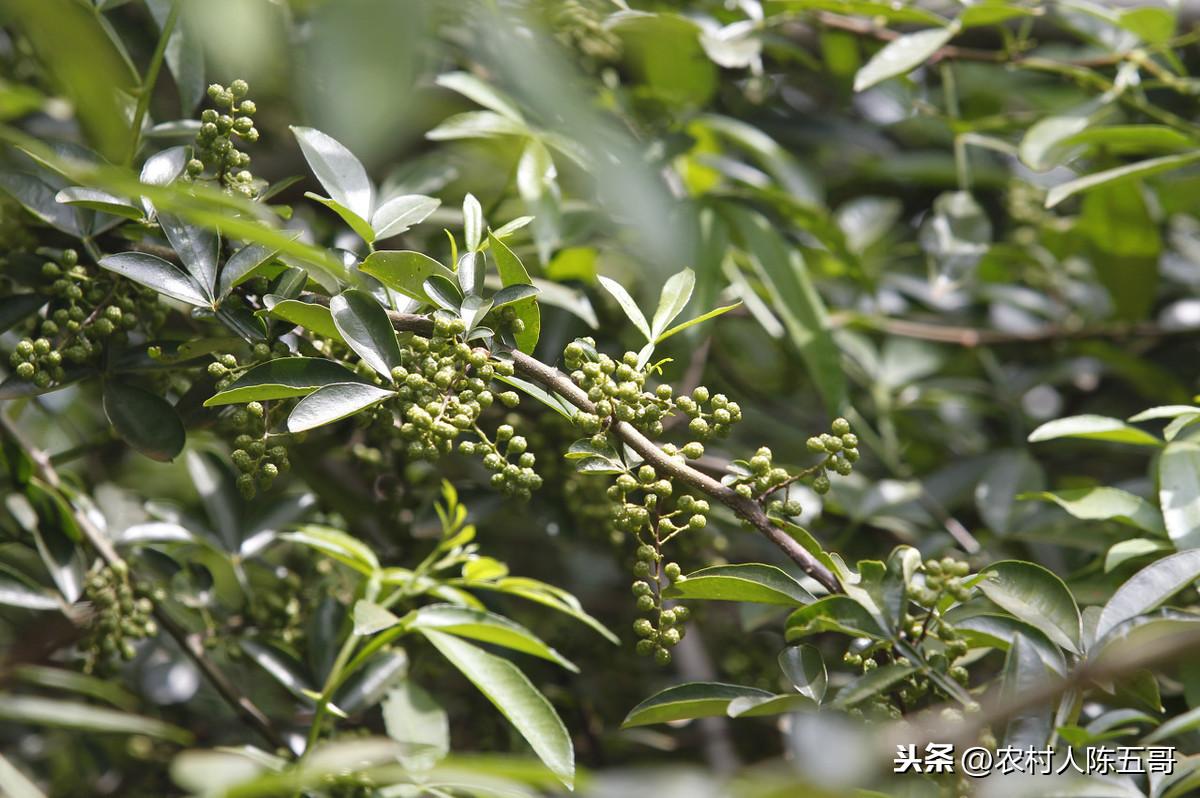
[0,410,288,752]
[126,0,181,165]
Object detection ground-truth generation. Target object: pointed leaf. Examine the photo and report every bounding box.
[0,171,86,236]
[778,644,827,703]
[488,234,540,353]
[382,680,449,772]
[597,276,651,340]
[286,382,395,433]
[55,187,142,220]
[420,630,574,789]
[1023,487,1166,538]
[727,693,815,718]
[306,192,375,243]
[353,600,403,635]
[371,194,439,240]
[219,242,279,299]
[460,295,493,332]
[622,682,772,728]
[290,126,373,220]
[650,269,696,340]
[1095,550,1200,642]
[1045,151,1200,208]
[1028,415,1161,447]
[98,252,210,307]
[457,251,484,296]
[664,564,815,606]
[262,296,343,342]
[0,695,190,744]
[435,72,524,122]
[462,193,483,252]
[282,525,380,574]
[491,284,538,310]
[656,302,741,343]
[410,604,576,671]
[423,275,463,312]
[329,290,404,380]
[978,561,1082,654]
[205,358,369,406]
[1160,441,1200,551]
[102,381,185,462]
[360,251,457,303]
[158,213,218,298]
[854,26,956,92]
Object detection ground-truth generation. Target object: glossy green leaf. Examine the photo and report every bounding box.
[488,233,540,353]
[1160,441,1200,551]
[1023,487,1166,537]
[423,274,463,312]
[1001,634,1054,748]
[0,171,86,236]
[0,294,45,334]
[778,644,827,703]
[1105,539,1171,573]
[409,604,576,671]
[435,72,524,122]
[290,126,373,220]
[205,358,368,406]
[102,381,185,462]
[420,630,574,789]
[656,302,741,343]
[1045,152,1200,209]
[0,578,59,611]
[491,283,538,310]
[262,296,343,342]
[371,194,439,240]
[622,682,772,728]
[158,213,218,298]
[726,693,814,718]
[0,752,47,798]
[853,26,956,92]
[463,577,618,644]
[1095,550,1200,642]
[460,295,493,332]
[382,679,449,772]
[650,269,695,341]
[306,192,375,243]
[360,250,457,303]
[98,252,210,307]
[664,564,815,606]
[785,595,888,641]
[1144,704,1200,744]
[281,525,380,574]
[286,382,395,433]
[425,110,528,141]
[462,193,483,252]
[352,600,403,635]
[0,695,190,744]
[978,561,1082,654]
[329,290,404,381]
[597,276,651,341]
[1028,415,1161,447]
[218,242,279,299]
[54,186,142,220]
[832,663,917,708]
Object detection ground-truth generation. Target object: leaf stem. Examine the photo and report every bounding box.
[126,0,181,166]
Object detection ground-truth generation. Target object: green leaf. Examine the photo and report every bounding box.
[957,1,1038,27]
[0,578,59,611]
[1045,152,1200,208]
[1095,550,1200,642]
[420,630,573,789]
[726,693,815,718]
[456,251,484,297]
[425,110,529,141]
[219,242,279,299]
[488,233,540,354]
[282,525,380,575]
[491,284,538,310]
[1106,539,1171,573]
[1118,6,1175,45]
[621,682,773,728]
[664,564,815,606]
[54,187,142,220]
[329,289,404,381]
[410,604,576,672]
[1028,415,1161,447]
[0,751,47,798]
[656,302,741,344]
[1019,114,1092,172]
[460,295,493,332]
[832,663,917,708]
[978,561,1082,654]
[382,679,449,772]
[1160,441,1200,551]
[464,577,618,645]
[290,126,373,220]
[778,644,827,703]
[597,276,651,341]
[305,192,375,243]
[205,358,368,406]
[1022,487,1166,538]
[0,294,45,334]
[286,382,395,433]
[1001,634,1054,748]
[1080,183,1160,321]
[102,381,185,462]
[371,194,439,241]
[157,213,218,297]
[725,205,845,413]
[1144,704,1200,744]
[98,252,210,307]
[462,193,483,252]
[423,274,463,312]
[493,373,576,420]
[767,0,946,26]
[360,250,457,303]
[352,600,403,635]
[240,641,317,702]
[853,26,956,92]
[261,296,344,342]
[0,171,86,236]
[435,72,525,122]
[786,595,888,641]
[0,694,191,744]
[650,269,695,341]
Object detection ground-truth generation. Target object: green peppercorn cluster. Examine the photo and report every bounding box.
[224,399,290,499]
[81,560,156,673]
[185,80,259,196]
[8,249,163,389]
[630,545,691,666]
[842,556,975,721]
[550,0,623,62]
[802,416,860,494]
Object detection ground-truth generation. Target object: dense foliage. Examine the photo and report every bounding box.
[3,1,1200,796]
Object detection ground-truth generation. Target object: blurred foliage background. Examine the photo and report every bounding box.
[4,0,1200,796]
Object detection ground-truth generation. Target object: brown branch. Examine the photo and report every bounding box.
[0,411,288,753]
[381,310,844,595]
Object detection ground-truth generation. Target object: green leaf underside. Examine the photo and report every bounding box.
[664,564,815,605]
[621,682,773,728]
[205,358,368,406]
[286,383,395,433]
[978,561,1082,654]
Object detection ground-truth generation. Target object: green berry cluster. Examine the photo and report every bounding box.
[8,249,163,388]
[607,463,710,538]
[675,385,742,439]
[186,80,259,196]
[81,561,156,673]
[550,0,622,62]
[224,398,290,499]
[802,416,860,494]
[630,545,691,666]
[461,423,542,499]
